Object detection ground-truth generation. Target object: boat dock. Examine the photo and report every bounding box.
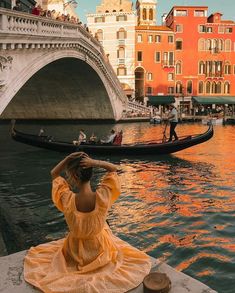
[0,250,217,293]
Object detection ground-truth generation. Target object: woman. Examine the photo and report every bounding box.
[24,152,151,293]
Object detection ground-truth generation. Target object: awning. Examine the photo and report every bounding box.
[192,96,235,105]
[147,95,175,105]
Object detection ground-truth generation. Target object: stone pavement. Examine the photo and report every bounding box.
[0,250,217,293]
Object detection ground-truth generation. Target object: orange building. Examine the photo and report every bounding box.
[135,3,235,113]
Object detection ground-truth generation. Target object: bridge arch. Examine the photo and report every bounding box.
[0,9,127,121]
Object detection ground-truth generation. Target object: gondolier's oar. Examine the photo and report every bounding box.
[162,120,168,143]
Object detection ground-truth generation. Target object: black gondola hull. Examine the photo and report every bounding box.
[11,125,213,156]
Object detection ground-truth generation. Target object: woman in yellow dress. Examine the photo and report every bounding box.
[24,152,151,293]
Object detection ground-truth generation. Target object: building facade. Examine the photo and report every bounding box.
[87,0,136,97]
[87,1,235,112]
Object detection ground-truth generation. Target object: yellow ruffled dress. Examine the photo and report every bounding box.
[24,172,151,293]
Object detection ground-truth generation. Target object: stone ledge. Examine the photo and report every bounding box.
[0,250,217,293]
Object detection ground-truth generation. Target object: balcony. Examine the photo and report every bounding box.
[205,71,224,79]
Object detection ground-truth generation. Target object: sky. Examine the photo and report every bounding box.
[75,0,235,24]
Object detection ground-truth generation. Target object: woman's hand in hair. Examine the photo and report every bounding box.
[80,158,118,172]
[66,152,88,161]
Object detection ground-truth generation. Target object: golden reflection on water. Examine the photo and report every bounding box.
[109,123,235,291]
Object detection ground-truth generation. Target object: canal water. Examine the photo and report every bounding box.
[0,121,235,293]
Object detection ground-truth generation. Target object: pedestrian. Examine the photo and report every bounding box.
[167,103,178,142]
[24,152,151,292]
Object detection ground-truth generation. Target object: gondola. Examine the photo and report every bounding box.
[10,123,213,156]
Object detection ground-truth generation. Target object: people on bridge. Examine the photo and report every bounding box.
[88,132,97,144]
[24,152,151,292]
[13,0,23,11]
[167,104,179,142]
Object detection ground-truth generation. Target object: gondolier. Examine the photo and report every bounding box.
[167,104,178,142]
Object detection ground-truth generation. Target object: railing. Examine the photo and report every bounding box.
[161,60,175,67]
[0,8,102,51]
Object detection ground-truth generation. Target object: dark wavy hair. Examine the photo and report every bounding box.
[66,155,93,183]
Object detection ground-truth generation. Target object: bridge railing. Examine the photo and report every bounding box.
[0,8,103,52]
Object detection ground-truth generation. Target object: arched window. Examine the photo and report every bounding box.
[212,81,216,94]
[218,39,223,51]
[224,61,231,74]
[176,81,183,94]
[143,8,147,20]
[206,39,212,51]
[199,61,205,74]
[224,81,230,94]
[198,81,204,94]
[224,39,231,51]
[175,61,182,74]
[105,10,109,13]
[117,47,125,58]
[216,82,222,94]
[96,29,103,41]
[187,80,193,94]
[206,81,211,94]
[117,28,126,39]
[149,8,153,20]
[198,38,205,51]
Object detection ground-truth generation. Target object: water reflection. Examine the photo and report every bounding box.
[1,122,235,293]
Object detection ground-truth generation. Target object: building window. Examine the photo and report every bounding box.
[224,62,231,74]
[168,87,174,94]
[116,15,127,21]
[198,38,205,51]
[206,81,211,94]
[206,39,212,51]
[176,81,183,94]
[207,27,213,33]
[198,81,204,94]
[137,51,142,62]
[187,80,193,94]
[194,10,205,17]
[199,25,206,33]
[176,61,182,74]
[95,17,105,23]
[148,35,153,43]
[143,8,147,20]
[234,65,235,75]
[224,82,230,94]
[212,81,216,94]
[216,82,222,94]
[168,73,174,81]
[176,39,182,50]
[137,34,142,43]
[117,28,126,39]
[149,8,153,20]
[175,24,183,32]
[224,39,231,51]
[147,72,153,80]
[199,61,205,74]
[218,39,223,51]
[168,35,174,43]
[155,51,161,62]
[155,35,161,43]
[175,10,187,16]
[146,87,152,94]
[117,66,126,76]
[117,47,125,58]
[225,27,233,33]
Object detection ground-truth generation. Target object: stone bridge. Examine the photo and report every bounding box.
[0,8,127,121]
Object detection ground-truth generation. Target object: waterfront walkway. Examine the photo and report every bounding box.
[0,250,217,293]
